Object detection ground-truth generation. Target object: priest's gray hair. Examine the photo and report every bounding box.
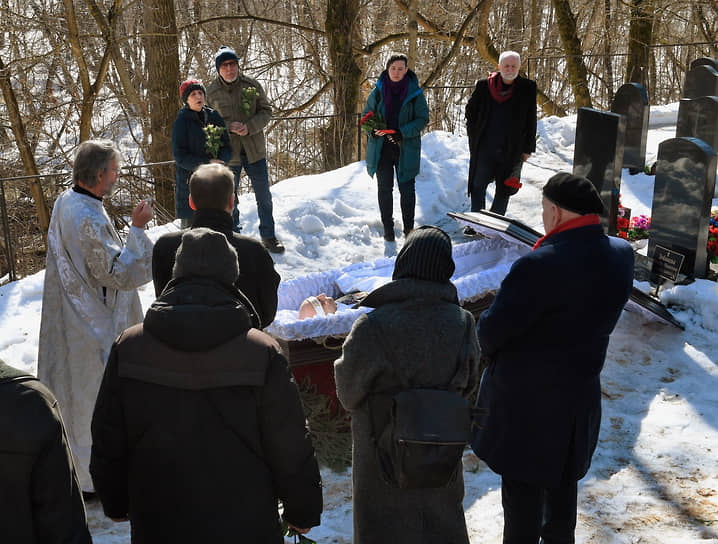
[73,139,123,188]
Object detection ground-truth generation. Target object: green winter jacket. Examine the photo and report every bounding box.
[206,74,272,165]
[363,69,429,183]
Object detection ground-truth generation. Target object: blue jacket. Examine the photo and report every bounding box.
[471,224,634,487]
[171,106,231,219]
[363,70,429,183]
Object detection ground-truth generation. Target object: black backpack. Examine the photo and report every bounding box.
[369,387,472,489]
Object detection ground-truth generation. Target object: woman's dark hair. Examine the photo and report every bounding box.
[385,52,409,71]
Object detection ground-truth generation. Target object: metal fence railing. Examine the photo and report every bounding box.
[3,42,716,284]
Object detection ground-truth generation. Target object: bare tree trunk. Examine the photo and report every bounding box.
[626,0,653,88]
[507,0,523,51]
[142,0,179,212]
[407,0,418,69]
[62,0,113,141]
[85,0,149,125]
[0,56,51,231]
[324,0,362,169]
[603,0,614,95]
[552,0,592,108]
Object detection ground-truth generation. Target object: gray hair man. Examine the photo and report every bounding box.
[38,139,154,493]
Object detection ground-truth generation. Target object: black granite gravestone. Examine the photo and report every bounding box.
[690,57,718,72]
[683,64,718,99]
[648,137,717,279]
[573,107,625,235]
[611,83,649,173]
[676,96,718,152]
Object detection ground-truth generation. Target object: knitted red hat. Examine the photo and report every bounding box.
[179,79,206,103]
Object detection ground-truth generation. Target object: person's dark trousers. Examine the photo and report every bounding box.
[501,476,578,544]
[470,146,511,216]
[376,142,415,236]
[231,156,275,238]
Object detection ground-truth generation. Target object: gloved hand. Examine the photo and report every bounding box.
[385,131,402,145]
[503,176,522,196]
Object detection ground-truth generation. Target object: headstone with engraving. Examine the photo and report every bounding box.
[676,96,718,150]
[683,64,718,99]
[573,107,626,235]
[611,83,649,173]
[690,57,718,72]
[648,137,717,279]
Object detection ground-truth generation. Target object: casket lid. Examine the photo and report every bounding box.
[448,211,684,330]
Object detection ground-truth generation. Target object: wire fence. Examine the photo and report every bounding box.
[2,43,717,283]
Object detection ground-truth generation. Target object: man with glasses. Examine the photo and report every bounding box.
[38,139,153,495]
[206,45,285,253]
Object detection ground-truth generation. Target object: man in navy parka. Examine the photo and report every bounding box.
[472,172,634,543]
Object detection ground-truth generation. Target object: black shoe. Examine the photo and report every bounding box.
[262,237,285,254]
[463,226,478,237]
[384,230,395,242]
[82,491,97,502]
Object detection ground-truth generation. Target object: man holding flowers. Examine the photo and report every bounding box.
[207,46,284,253]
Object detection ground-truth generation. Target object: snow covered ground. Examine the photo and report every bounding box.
[0,102,717,542]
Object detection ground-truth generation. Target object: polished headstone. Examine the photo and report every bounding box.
[648,137,717,278]
[676,96,718,151]
[683,64,718,99]
[690,57,718,72]
[573,107,626,235]
[611,83,649,172]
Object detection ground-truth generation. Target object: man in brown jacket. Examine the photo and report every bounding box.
[206,45,284,253]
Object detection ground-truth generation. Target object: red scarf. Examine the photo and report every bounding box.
[532,214,601,250]
[488,72,515,104]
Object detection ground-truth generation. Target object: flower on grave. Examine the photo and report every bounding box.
[617,215,630,231]
[360,110,386,134]
[240,86,258,117]
[628,214,651,241]
[203,124,225,159]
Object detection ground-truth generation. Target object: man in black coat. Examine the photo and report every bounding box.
[471,173,634,543]
[152,162,280,329]
[465,51,537,223]
[91,228,322,543]
[0,358,91,543]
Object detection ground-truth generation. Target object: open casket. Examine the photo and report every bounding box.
[265,233,533,408]
[449,210,685,330]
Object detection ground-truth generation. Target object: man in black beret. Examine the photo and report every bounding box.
[471,172,634,543]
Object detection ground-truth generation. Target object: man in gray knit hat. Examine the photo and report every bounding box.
[91,228,322,541]
[206,45,285,254]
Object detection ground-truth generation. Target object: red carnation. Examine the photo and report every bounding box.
[360,111,374,126]
[504,177,522,189]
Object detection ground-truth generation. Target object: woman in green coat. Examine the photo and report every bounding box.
[363,53,429,241]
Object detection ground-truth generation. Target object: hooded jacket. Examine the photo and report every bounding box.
[90,277,322,543]
[335,278,480,544]
[363,69,429,184]
[0,360,91,544]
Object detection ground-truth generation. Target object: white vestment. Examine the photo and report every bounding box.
[38,188,153,490]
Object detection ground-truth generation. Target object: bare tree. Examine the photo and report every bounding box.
[142,0,180,212]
